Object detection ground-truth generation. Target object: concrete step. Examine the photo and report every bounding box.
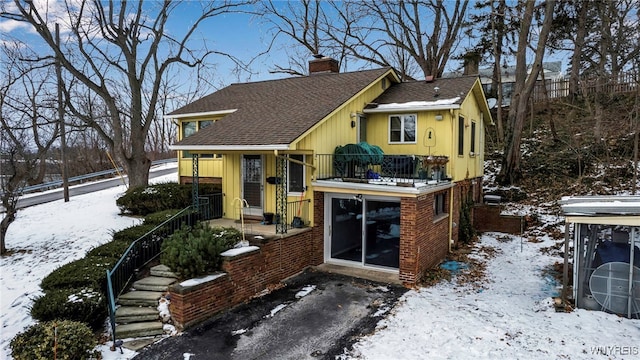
[115,306,159,324]
[150,264,178,278]
[115,321,164,339]
[133,276,177,292]
[117,290,163,307]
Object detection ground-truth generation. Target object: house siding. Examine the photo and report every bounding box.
[293,74,394,154]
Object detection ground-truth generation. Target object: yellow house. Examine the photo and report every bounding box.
[167,57,493,284]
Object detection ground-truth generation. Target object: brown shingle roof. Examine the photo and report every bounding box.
[170,68,393,148]
[367,76,478,106]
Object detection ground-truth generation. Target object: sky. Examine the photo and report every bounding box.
[1,163,640,359]
[0,0,568,92]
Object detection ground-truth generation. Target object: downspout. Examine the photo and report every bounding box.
[448,109,456,252]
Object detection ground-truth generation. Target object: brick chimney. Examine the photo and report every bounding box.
[463,51,480,76]
[309,55,339,74]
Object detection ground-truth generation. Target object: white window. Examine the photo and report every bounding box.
[182,121,196,138]
[357,115,367,143]
[470,121,477,155]
[288,154,305,194]
[389,114,416,143]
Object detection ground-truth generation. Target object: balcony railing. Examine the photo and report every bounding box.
[286,198,310,228]
[315,154,449,187]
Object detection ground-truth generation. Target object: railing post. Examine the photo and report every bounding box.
[192,153,200,212]
[276,156,287,234]
[106,269,117,350]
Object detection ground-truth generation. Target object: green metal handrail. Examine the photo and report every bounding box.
[105,203,206,349]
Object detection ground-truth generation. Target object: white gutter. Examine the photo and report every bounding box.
[170,144,291,151]
[363,104,460,113]
[163,109,238,120]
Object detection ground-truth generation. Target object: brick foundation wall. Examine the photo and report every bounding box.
[399,192,450,284]
[473,204,525,234]
[169,228,318,330]
[313,191,325,265]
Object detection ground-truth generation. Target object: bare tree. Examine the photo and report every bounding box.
[497,0,555,185]
[466,0,518,143]
[259,0,348,75]
[1,0,253,189]
[261,0,470,79]
[0,42,60,255]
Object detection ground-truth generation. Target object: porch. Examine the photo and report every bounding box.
[205,217,310,239]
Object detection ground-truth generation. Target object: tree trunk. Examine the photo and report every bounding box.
[0,208,16,255]
[123,152,151,190]
[569,0,587,102]
[497,0,555,185]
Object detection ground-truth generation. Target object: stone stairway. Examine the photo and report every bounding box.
[114,265,178,341]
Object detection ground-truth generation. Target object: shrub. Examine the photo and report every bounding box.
[144,209,183,226]
[86,240,131,259]
[40,256,116,292]
[116,182,221,215]
[10,320,99,360]
[31,287,106,330]
[160,224,241,279]
[112,223,156,243]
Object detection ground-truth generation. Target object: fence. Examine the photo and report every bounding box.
[531,71,638,103]
[16,158,177,194]
[286,199,311,229]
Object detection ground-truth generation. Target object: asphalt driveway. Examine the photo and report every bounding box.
[133,268,407,360]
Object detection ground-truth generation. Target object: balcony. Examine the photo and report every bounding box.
[315,154,450,188]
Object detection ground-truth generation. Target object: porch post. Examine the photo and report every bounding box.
[192,153,200,211]
[276,156,287,234]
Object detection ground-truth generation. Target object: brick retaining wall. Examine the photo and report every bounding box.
[473,204,525,234]
[168,228,320,330]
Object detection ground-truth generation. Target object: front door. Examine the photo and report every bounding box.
[242,155,263,216]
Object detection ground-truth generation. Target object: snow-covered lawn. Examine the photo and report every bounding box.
[347,232,640,359]
[1,166,639,359]
[0,167,177,360]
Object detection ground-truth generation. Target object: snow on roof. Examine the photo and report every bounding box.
[364,97,461,113]
[560,196,640,216]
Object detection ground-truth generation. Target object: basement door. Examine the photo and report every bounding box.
[242,154,263,217]
[325,194,400,269]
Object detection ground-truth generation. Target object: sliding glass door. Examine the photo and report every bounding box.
[327,194,400,269]
[364,199,400,268]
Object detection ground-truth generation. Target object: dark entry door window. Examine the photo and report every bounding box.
[243,155,262,210]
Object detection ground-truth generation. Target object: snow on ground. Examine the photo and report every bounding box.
[2,162,640,359]
[0,165,177,360]
[346,232,640,360]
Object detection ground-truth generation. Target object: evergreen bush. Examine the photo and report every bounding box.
[40,256,116,292]
[160,224,241,279]
[116,182,221,215]
[10,320,99,360]
[112,223,156,243]
[85,240,131,259]
[144,209,183,225]
[458,190,476,245]
[30,287,106,330]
